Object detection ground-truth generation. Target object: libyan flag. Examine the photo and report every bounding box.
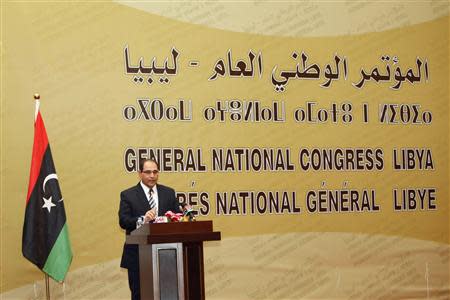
[22,100,73,282]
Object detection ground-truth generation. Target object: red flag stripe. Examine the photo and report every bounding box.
[26,111,49,203]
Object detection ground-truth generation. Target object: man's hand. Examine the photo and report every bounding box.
[144,208,157,223]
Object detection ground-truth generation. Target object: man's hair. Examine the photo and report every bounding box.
[139,158,159,172]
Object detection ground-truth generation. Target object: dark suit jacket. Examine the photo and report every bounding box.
[119,183,181,270]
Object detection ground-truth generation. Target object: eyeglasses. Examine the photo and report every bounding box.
[142,170,159,175]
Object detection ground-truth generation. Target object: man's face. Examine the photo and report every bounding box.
[139,161,159,188]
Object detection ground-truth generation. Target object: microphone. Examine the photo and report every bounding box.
[180,203,196,221]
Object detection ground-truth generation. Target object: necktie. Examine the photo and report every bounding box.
[148,188,156,209]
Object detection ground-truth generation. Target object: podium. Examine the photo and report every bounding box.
[126,221,221,300]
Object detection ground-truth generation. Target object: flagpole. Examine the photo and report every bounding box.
[35,93,49,300]
[45,273,51,300]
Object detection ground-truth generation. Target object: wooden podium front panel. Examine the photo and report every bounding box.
[139,244,154,299]
[183,242,205,300]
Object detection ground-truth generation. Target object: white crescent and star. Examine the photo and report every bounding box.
[41,173,64,213]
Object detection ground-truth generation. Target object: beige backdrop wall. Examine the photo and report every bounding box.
[1,1,449,299]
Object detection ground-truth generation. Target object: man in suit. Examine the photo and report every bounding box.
[119,158,181,300]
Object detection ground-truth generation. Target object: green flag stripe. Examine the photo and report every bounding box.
[43,223,73,282]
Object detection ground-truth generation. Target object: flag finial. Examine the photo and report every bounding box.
[34,94,40,100]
